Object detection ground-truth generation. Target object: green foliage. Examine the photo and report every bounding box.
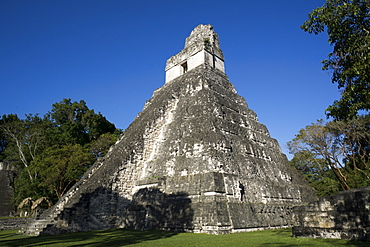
[288,116,370,195]
[1,98,120,206]
[0,114,51,176]
[289,150,341,197]
[13,168,47,206]
[89,132,121,158]
[327,115,370,188]
[301,0,370,119]
[46,98,116,146]
[0,228,368,247]
[30,144,95,199]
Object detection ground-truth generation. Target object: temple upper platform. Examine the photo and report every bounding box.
[165,24,225,83]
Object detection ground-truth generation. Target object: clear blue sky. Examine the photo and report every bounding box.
[1,0,337,158]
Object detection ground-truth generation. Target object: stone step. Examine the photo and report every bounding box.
[22,211,60,236]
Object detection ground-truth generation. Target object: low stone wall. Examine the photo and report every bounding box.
[0,218,30,230]
[293,187,370,242]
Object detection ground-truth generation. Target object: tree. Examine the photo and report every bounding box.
[289,150,341,196]
[29,144,95,200]
[0,123,8,161]
[288,117,370,194]
[326,115,370,188]
[1,98,120,205]
[288,120,351,191]
[301,0,370,119]
[46,98,116,146]
[13,167,50,206]
[0,114,50,180]
[89,132,122,158]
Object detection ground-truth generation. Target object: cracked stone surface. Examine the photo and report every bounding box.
[293,187,370,241]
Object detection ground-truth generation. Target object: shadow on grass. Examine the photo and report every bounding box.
[257,228,369,247]
[0,229,179,246]
[260,238,369,247]
[1,228,369,247]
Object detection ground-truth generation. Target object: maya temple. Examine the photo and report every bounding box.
[23,24,317,236]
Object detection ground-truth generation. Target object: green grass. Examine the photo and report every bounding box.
[0,228,367,247]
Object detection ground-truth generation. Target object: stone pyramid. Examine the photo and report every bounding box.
[24,24,316,235]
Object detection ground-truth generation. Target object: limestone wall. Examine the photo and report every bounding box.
[293,187,370,242]
[0,218,29,230]
[0,162,17,217]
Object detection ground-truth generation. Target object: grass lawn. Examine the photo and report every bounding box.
[0,228,368,247]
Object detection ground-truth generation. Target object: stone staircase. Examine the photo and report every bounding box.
[19,209,59,236]
[20,159,107,236]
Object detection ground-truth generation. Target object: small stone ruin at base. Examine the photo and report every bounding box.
[22,24,317,236]
[293,187,370,242]
[0,162,17,217]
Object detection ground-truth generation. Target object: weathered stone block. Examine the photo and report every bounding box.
[0,218,29,230]
[293,187,370,242]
